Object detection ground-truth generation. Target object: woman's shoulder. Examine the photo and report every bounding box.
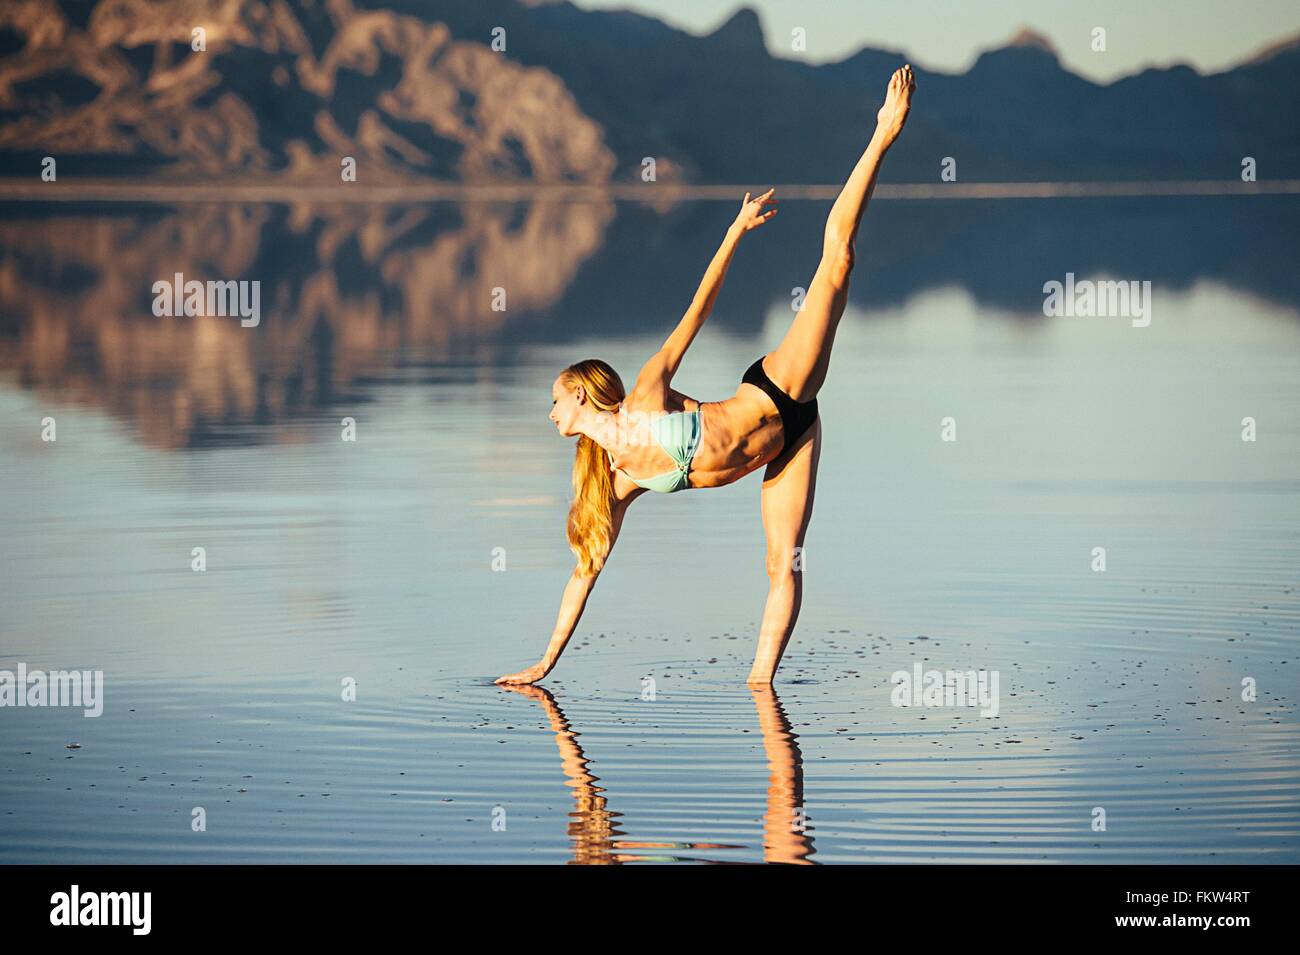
[622,378,665,412]
[623,384,699,416]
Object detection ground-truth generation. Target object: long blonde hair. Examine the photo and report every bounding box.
[562,359,625,577]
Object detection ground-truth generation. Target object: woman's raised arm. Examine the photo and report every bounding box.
[640,190,778,388]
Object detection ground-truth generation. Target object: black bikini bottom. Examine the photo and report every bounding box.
[741,356,819,458]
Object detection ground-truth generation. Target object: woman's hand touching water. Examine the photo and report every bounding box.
[495,660,552,685]
[732,188,778,233]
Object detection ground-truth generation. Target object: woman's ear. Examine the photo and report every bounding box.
[572,385,586,406]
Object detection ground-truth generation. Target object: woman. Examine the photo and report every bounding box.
[498,65,916,687]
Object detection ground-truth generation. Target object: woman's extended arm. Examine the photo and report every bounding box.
[644,190,778,385]
[495,573,595,685]
[495,496,635,685]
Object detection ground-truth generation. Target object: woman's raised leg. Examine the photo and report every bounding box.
[764,65,915,402]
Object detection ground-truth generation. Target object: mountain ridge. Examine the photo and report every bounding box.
[0,0,1296,183]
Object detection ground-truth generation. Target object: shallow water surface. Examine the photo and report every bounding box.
[1,197,1298,862]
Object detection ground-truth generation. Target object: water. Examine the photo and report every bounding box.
[1,196,1298,863]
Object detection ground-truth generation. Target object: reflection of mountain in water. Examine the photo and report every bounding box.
[0,199,612,447]
[535,195,1300,347]
[0,195,1296,447]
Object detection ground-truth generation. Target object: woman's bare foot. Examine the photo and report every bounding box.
[875,64,916,147]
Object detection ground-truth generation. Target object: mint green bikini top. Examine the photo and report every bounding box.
[607,408,703,494]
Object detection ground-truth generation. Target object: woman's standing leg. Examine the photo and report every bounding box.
[749,416,821,685]
[746,65,914,684]
[763,65,915,402]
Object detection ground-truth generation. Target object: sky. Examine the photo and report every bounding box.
[571,0,1300,81]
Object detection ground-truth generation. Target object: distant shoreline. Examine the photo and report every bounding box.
[1,180,1298,203]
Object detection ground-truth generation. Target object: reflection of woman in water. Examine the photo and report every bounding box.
[503,684,814,864]
[498,67,915,687]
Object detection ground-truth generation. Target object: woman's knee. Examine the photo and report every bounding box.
[821,239,854,287]
[765,546,803,582]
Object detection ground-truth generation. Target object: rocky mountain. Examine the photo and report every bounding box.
[0,0,614,182]
[0,0,1297,183]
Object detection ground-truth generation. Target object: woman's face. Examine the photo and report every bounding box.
[550,376,583,436]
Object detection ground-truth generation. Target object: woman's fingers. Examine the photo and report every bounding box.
[739,188,777,229]
[495,667,540,684]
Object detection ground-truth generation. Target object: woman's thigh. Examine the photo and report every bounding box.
[760,416,821,573]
